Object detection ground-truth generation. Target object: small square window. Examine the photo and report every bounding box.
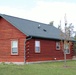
[56,42,60,50]
[65,49,70,54]
[64,43,70,54]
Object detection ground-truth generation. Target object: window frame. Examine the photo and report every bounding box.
[35,40,40,53]
[11,40,18,55]
[65,49,70,54]
[56,42,60,50]
[64,43,70,54]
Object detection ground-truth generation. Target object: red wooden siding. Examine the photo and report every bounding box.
[0,18,26,62]
[26,38,73,62]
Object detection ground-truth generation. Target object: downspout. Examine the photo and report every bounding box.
[24,36,32,64]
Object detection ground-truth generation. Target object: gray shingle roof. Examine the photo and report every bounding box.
[0,14,64,40]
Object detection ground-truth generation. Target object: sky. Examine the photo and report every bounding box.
[0,0,76,33]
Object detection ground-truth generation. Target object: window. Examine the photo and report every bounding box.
[11,40,18,55]
[35,41,40,53]
[64,43,70,54]
[56,42,60,50]
[65,49,70,54]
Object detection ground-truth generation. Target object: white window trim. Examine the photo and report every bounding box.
[56,42,60,50]
[35,40,40,53]
[65,49,70,54]
[64,43,70,54]
[11,40,18,55]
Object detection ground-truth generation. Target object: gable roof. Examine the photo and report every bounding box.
[0,14,64,40]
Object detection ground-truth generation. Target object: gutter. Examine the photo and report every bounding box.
[24,36,32,64]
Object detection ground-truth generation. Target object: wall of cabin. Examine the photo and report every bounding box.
[26,38,73,62]
[0,17,26,62]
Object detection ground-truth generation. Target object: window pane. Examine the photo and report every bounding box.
[12,48,17,53]
[12,41,18,47]
[35,41,40,47]
[35,47,40,52]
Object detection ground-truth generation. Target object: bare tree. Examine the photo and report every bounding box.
[64,23,74,66]
[59,15,74,67]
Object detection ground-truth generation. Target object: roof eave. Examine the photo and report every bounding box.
[29,35,61,40]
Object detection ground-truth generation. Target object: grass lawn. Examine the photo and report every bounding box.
[0,60,76,75]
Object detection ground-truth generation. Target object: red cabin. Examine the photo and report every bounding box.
[0,14,74,64]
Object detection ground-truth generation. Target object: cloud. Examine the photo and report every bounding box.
[27,1,76,30]
[0,1,76,30]
[0,6,28,17]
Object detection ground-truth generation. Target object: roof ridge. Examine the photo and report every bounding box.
[0,14,52,26]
